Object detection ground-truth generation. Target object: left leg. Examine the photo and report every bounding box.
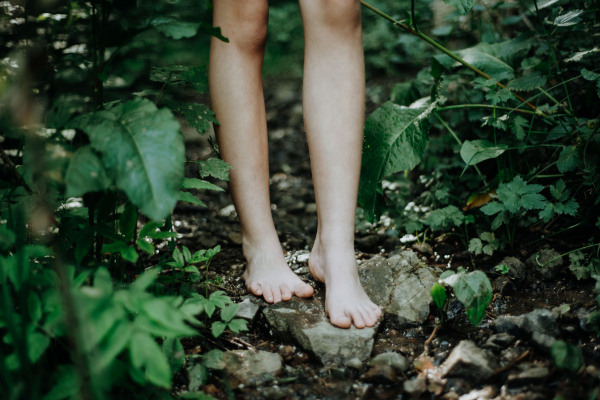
[299,0,382,328]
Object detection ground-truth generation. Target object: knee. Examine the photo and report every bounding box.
[217,1,269,54]
[306,0,362,31]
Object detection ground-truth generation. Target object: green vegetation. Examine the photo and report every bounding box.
[1,0,600,398]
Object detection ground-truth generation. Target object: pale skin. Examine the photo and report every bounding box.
[209,0,382,329]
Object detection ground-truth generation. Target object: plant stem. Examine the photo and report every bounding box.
[436,104,537,116]
[359,1,539,111]
[540,243,600,267]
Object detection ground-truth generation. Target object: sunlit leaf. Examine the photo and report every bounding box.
[443,0,474,14]
[150,17,201,39]
[508,72,547,91]
[198,158,231,181]
[82,98,185,220]
[460,140,508,166]
[552,10,584,27]
[430,283,447,311]
[442,270,492,326]
[359,101,433,221]
[551,340,583,371]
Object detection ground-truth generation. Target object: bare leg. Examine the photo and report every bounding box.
[300,0,382,328]
[210,0,313,303]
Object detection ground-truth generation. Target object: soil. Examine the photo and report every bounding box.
[171,78,600,399]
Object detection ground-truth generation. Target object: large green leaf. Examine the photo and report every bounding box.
[442,270,492,326]
[83,98,185,220]
[359,101,432,221]
[149,17,201,39]
[65,146,111,197]
[433,35,534,81]
[460,140,508,166]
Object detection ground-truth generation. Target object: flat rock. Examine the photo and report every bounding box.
[493,309,558,352]
[403,376,427,396]
[507,367,550,387]
[485,333,515,350]
[442,340,497,382]
[262,251,434,365]
[222,350,282,386]
[236,297,261,321]
[359,252,436,324]
[263,289,377,365]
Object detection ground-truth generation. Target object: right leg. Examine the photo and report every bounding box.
[209,0,313,303]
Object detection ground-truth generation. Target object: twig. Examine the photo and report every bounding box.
[493,350,531,375]
[229,337,256,351]
[424,325,440,347]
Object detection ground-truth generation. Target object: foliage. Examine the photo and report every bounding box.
[551,340,584,372]
[0,1,244,398]
[356,0,599,258]
[439,269,493,326]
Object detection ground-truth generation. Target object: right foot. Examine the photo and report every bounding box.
[242,238,314,303]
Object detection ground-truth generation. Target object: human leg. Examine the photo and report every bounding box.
[299,0,382,328]
[209,0,313,303]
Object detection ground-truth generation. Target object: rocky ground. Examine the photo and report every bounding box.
[171,79,600,399]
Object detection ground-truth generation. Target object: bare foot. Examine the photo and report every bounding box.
[242,237,314,303]
[308,238,382,329]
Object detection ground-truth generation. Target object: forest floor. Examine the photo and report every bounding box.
[171,78,600,400]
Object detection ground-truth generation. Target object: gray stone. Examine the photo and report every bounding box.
[492,276,515,294]
[412,242,433,255]
[403,376,427,396]
[263,290,377,365]
[222,350,282,386]
[236,297,261,321]
[498,257,526,283]
[485,333,515,350]
[368,352,410,373]
[531,332,556,352]
[442,340,497,382]
[355,234,382,250]
[522,309,559,337]
[526,248,563,280]
[493,314,525,335]
[361,364,396,383]
[346,357,363,370]
[507,367,550,387]
[458,386,496,400]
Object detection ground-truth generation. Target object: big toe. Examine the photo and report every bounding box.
[329,311,352,329]
[248,282,263,296]
[295,282,314,298]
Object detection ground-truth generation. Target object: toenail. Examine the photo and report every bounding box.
[267,297,273,301]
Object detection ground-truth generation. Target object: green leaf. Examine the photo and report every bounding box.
[507,72,548,91]
[460,140,508,166]
[96,320,133,372]
[28,292,43,323]
[442,270,492,326]
[433,41,519,81]
[102,241,139,263]
[359,101,433,221]
[140,298,197,337]
[150,17,201,39]
[119,202,138,242]
[208,291,231,308]
[424,205,465,230]
[179,103,218,135]
[131,268,160,291]
[227,318,248,334]
[551,340,583,371]
[182,178,224,191]
[65,146,111,197]
[27,331,50,363]
[136,238,155,255]
[496,176,546,213]
[130,331,173,388]
[211,321,227,338]
[172,248,184,267]
[485,88,513,105]
[139,221,163,237]
[179,191,207,206]
[43,365,80,400]
[511,115,528,140]
[430,283,447,311]
[163,337,185,373]
[203,349,225,370]
[220,303,239,322]
[83,98,185,221]
[198,158,231,181]
[552,10,584,27]
[468,238,483,255]
[557,146,582,173]
[182,246,192,263]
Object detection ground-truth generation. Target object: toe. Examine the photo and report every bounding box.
[362,307,379,327]
[248,282,263,296]
[272,290,283,303]
[331,315,352,329]
[262,285,275,303]
[351,311,366,329]
[295,282,314,298]
[280,284,292,301]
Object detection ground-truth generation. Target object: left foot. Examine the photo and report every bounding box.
[308,237,382,329]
